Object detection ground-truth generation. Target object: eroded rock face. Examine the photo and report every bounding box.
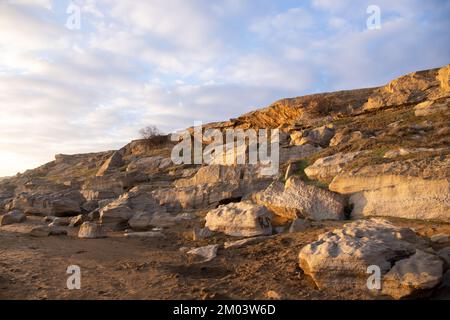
[330,171,449,222]
[205,201,272,237]
[298,219,443,298]
[128,212,154,231]
[253,176,345,220]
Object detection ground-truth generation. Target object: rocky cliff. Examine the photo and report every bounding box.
[1,64,449,300]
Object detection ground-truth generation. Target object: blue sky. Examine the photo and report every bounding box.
[0,0,449,176]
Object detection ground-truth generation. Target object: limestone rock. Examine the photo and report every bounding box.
[99,202,134,230]
[298,219,424,294]
[362,67,447,111]
[78,222,106,239]
[128,212,154,231]
[96,151,124,176]
[8,193,81,217]
[29,225,67,237]
[150,212,196,227]
[330,172,449,222]
[382,250,443,299]
[304,152,362,181]
[205,201,272,237]
[187,244,219,262]
[254,176,345,220]
[0,210,26,226]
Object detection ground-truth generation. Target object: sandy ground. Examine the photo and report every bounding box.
[1,216,449,300]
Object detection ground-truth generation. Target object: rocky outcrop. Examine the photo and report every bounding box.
[299,219,444,299]
[205,201,272,237]
[362,66,449,111]
[254,176,345,220]
[329,167,449,222]
[96,151,124,177]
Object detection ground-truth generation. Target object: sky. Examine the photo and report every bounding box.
[0,0,449,177]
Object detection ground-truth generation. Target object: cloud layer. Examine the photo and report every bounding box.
[0,0,449,176]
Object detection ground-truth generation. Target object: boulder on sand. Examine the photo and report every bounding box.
[254,176,345,220]
[205,201,272,237]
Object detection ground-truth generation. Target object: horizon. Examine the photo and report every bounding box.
[1,0,449,176]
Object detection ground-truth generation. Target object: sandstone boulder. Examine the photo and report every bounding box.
[69,214,88,227]
[128,212,154,231]
[205,201,272,237]
[254,176,345,220]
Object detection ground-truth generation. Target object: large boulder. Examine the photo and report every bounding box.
[253,176,345,220]
[298,219,443,298]
[205,201,272,237]
[78,222,106,239]
[329,163,450,222]
[0,210,26,226]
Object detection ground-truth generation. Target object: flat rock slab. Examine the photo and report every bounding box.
[224,236,268,249]
[124,231,165,238]
[187,244,220,262]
